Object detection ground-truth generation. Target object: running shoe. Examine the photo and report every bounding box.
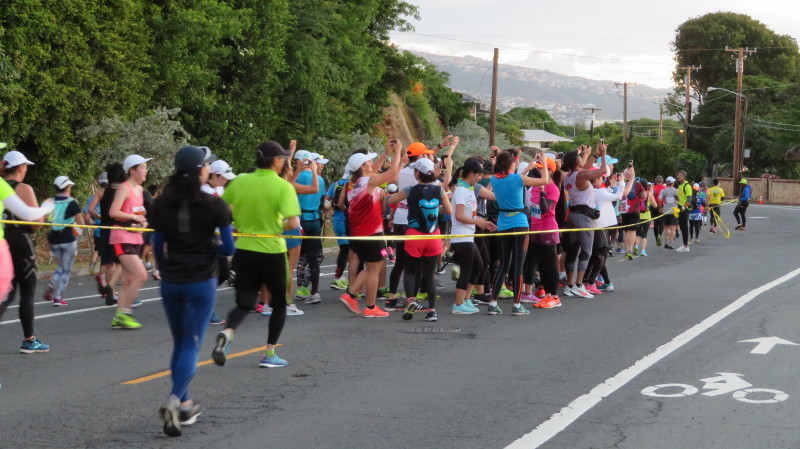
[145,262,154,271]
[295,286,310,299]
[535,288,546,299]
[520,293,536,304]
[417,291,428,300]
[259,352,288,368]
[487,304,503,315]
[435,266,446,275]
[95,274,105,295]
[625,253,634,260]
[131,299,143,308]
[212,330,232,366]
[573,284,594,299]
[656,236,662,247]
[254,303,265,314]
[304,293,322,305]
[402,301,419,320]
[52,297,68,307]
[424,310,438,322]
[632,246,639,256]
[452,303,478,315]
[159,395,182,437]
[585,284,602,295]
[43,284,55,302]
[562,285,577,297]
[464,299,480,311]
[598,283,615,292]
[498,286,514,299]
[20,337,50,354]
[104,285,115,306]
[377,288,390,300]
[152,270,161,281]
[615,248,625,254]
[227,270,236,287]
[261,306,273,316]
[471,293,491,305]
[450,264,461,282]
[640,250,648,257]
[675,245,690,253]
[511,304,530,316]
[286,304,305,316]
[363,306,389,318]
[111,311,142,329]
[385,298,407,310]
[735,224,743,230]
[179,403,202,426]
[209,312,226,325]
[710,226,716,233]
[538,296,562,309]
[330,278,349,290]
[339,293,361,314]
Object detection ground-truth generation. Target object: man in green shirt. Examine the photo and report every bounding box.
[214,141,301,369]
[675,170,693,253]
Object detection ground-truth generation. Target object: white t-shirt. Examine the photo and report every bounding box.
[451,185,477,243]
[201,184,224,196]
[392,166,417,225]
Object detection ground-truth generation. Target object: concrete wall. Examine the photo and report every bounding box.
[718,177,800,204]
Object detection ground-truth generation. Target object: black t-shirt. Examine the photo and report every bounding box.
[149,192,232,284]
[47,196,82,245]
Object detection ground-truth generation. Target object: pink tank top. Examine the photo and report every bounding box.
[109,182,145,245]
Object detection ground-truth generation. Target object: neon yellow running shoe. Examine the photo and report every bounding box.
[111,311,142,330]
[499,286,514,299]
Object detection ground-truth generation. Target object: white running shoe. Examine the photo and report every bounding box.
[675,245,690,253]
[574,284,594,299]
[304,293,322,304]
[286,304,305,316]
[562,285,577,297]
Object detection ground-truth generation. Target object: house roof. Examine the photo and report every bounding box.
[521,129,573,143]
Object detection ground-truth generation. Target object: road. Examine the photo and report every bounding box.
[1,204,799,449]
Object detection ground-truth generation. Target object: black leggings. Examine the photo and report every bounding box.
[388,224,408,294]
[689,220,702,239]
[403,255,438,309]
[298,219,323,294]
[585,230,609,285]
[226,250,287,345]
[678,210,690,246]
[451,242,484,290]
[335,244,349,279]
[733,201,749,227]
[708,205,720,227]
[484,224,501,293]
[522,241,537,286]
[4,232,37,338]
[491,229,527,303]
[532,243,558,295]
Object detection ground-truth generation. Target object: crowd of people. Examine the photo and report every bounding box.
[0,138,746,436]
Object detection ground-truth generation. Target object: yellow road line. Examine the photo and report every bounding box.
[121,344,281,385]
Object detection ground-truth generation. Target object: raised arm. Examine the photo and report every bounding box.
[369,140,403,189]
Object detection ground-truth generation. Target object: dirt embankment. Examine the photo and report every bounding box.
[375,94,424,146]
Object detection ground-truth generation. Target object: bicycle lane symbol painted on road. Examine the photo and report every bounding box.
[642,372,789,404]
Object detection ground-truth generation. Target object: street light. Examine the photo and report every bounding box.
[708,86,748,194]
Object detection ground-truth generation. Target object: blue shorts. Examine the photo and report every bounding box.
[333,219,348,245]
[283,228,302,250]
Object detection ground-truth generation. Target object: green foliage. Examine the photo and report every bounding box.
[447,119,510,167]
[312,132,386,183]
[675,150,707,182]
[404,91,443,141]
[77,108,190,189]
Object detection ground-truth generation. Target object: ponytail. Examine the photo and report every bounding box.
[449,166,465,188]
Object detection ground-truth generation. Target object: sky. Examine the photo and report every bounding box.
[389,0,800,89]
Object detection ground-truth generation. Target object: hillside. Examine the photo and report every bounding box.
[412,51,672,126]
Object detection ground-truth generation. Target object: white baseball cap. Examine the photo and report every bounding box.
[3,150,34,168]
[293,150,312,161]
[410,158,435,175]
[345,152,377,176]
[210,160,237,180]
[309,152,329,164]
[98,172,109,184]
[53,176,75,189]
[666,176,676,184]
[123,154,152,172]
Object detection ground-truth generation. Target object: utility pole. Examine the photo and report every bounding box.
[726,47,756,195]
[615,82,636,143]
[489,48,499,147]
[677,65,701,150]
[655,100,665,143]
[582,106,602,138]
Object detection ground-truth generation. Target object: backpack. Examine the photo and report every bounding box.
[50,197,77,231]
[407,184,441,234]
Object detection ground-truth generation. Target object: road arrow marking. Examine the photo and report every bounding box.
[739,336,799,355]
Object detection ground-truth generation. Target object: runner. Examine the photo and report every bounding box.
[562,144,607,299]
[84,172,107,278]
[201,157,237,325]
[527,156,562,309]
[489,148,550,316]
[326,171,352,291]
[338,140,402,318]
[634,179,658,257]
[151,145,234,436]
[622,171,645,260]
[707,178,725,233]
[43,176,86,306]
[652,176,666,246]
[674,170,694,252]
[2,150,52,353]
[658,176,679,249]
[689,183,706,242]
[734,178,751,231]
[214,140,300,368]
[447,158,496,314]
[295,151,327,305]
[387,158,452,321]
[108,154,152,329]
[92,163,126,305]
[589,169,634,293]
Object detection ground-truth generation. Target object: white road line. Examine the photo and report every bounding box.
[6,286,161,310]
[505,266,800,449]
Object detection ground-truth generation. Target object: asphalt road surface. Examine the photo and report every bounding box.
[1,204,799,449]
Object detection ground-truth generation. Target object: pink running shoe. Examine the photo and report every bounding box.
[254,303,264,313]
[52,298,68,307]
[520,293,536,304]
[585,284,602,295]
